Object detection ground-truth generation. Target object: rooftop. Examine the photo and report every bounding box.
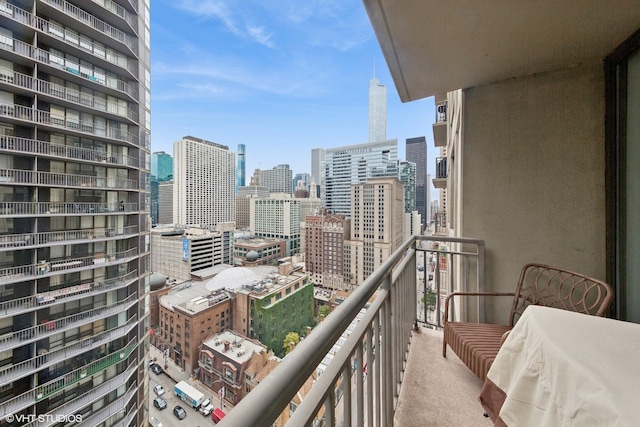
[202,330,267,364]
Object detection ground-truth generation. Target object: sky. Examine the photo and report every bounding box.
[150,0,438,180]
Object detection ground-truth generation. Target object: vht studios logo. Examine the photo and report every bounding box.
[4,414,83,423]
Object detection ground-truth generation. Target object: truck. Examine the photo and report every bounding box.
[174,380,205,409]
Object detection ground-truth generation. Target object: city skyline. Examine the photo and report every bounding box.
[151,0,438,179]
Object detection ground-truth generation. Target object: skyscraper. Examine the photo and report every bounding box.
[345,177,404,287]
[369,77,387,142]
[323,140,398,216]
[259,164,293,194]
[0,1,150,424]
[236,143,246,193]
[311,148,325,198]
[174,136,235,227]
[151,151,173,225]
[406,136,428,230]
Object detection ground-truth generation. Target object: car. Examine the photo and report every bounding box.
[150,363,163,375]
[173,405,187,420]
[153,396,167,410]
[150,416,163,427]
[153,384,165,396]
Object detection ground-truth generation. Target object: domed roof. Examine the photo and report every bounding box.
[246,250,259,261]
[150,272,168,290]
[205,267,263,292]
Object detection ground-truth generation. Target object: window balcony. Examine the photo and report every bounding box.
[0,37,136,99]
[0,269,137,316]
[433,100,447,147]
[39,0,138,56]
[219,236,489,426]
[73,382,137,427]
[89,0,138,35]
[0,201,138,217]
[0,248,138,286]
[0,292,137,353]
[11,359,138,426]
[0,314,137,387]
[0,168,138,190]
[0,136,138,167]
[432,157,447,189]
[0,103,137,144]
[1,2,137,78]
[35,339,137,401]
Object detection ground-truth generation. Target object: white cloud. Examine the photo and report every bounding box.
[246,25,274,48]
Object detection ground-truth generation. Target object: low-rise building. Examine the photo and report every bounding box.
[234,236,287,266]
[157,280,234,375]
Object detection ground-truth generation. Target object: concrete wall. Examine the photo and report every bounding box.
[462,61,606,323]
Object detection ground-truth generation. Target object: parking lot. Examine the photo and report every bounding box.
[148,346,228,426]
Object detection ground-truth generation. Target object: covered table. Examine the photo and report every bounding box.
[479,305,640,426]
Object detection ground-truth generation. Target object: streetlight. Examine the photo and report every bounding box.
[211,379,225,409]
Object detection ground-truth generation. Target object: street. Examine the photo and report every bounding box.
[148,345,228,426]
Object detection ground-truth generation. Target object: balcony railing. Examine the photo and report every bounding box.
[0,247,138,286]
[19,360,138,427]
[39,0,138,56]
[0,70,139,123]
[436,100,447,123]
[77,382,137,427]
[0,314,137,387]
[0,37,136,99]
[0,103,137,144]
[0,168,137,190]
[0,269,137,316]
[35,339,137,400]
[0,2,137,77]
[0,292,137,352]
[436,157,447,179]
[0,135,138,166]
[0,201,138,217]
[218,235,485,427]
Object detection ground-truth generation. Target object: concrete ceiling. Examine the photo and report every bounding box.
[363,0,640,102]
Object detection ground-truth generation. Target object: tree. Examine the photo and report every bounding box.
[318,305,331,319]
[282,332,300,355]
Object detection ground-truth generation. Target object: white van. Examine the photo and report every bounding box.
[199,399,214,416]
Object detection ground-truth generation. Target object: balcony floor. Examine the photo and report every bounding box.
[395,327,492,427]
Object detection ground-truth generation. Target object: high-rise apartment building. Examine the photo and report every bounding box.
[260,164,292,194]
[151,151,172,225]
[304,214,350,290]
[236,143,246,193]
[323,140,398,216]
[397,160,416,213]
[158,180,173,224]
[173,136,235,228]
[0,0,151,425]
[250,194,301,256]
[406,136,427,231]
[310,148,325,199]
[344,177,404,287]
[369,77,387,142]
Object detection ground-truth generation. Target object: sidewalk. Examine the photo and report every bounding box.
[149,344,232,411]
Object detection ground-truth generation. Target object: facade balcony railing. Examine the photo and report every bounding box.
[0,247,138,286]
[0,103,137,144]
[0,314,137,387]
[113,402,137,427]
[218,235,485,427]
[0,292,137,353]
[436,100,447,123]
[0,36,136,99]
[0,135,138,167]
[18,359,138,426]
[1,70,139,123]
[39,0,138,56]
[0,2,137,78]
[0,201,138,217]
[35,339,137,401]
[0,269,137,316]
[0,168,137,190]
[90,0,138,34]
[77,382,137,427]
